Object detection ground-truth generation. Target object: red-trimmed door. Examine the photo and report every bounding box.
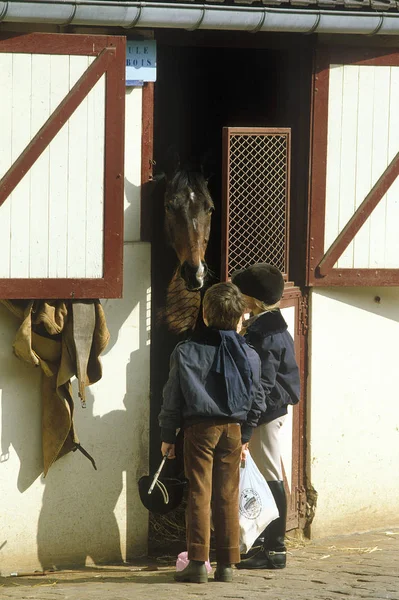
[308,47,399,287]
[0,33,125,299]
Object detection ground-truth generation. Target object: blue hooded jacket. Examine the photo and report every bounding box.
[159,328,266,444]
[244,309,300,424]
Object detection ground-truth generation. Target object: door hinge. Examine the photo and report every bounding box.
[296,485,307,519]
[299,295,309,336]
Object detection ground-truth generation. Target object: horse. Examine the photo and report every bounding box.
[156,167,215,335]
[149,164,215,471]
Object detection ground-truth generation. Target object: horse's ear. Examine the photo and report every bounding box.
[200,149,215,183]
[153,172,166,183]
[163,146,180,181]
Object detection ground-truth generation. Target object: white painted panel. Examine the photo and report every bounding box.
[48,55,70,278]
[67,55,90,277]
[352,66,374,268]
[10,54,32,278]
[1,52,107,280]
[368,67,390,268]
[337,66,359,268]
[0,54,12,277]
[86,71,105,277]
[326,64,399,270]
[29,55,51,277]
[384,67,399,267]
[280,305,295,492]
[324,65,343,252]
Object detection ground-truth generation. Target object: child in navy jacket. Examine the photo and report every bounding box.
[159,282,265,583]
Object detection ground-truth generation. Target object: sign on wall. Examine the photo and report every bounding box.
[126,40,156,86]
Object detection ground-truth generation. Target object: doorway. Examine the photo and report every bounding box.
[150,32,313,540]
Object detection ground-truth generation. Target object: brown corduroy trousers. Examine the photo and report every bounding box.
[184,420,241,565]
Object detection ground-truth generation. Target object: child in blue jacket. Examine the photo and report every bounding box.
[159,282,265,583]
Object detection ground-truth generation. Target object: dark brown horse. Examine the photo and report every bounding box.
[149,164,215,471]
[159,168,214,334]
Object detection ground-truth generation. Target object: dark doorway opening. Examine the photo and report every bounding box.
[153,43,292,278]
[153,37,312,280]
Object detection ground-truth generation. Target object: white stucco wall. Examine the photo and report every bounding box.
[0,86,150,574]
[308,287,399,538]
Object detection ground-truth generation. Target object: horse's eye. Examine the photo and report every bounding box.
[165,203,174,213]
[207,206,214,215]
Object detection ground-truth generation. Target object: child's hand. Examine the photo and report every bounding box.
[241,443,249,462]
[161,442,176,459]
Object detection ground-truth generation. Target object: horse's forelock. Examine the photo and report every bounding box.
[170,170,208,197]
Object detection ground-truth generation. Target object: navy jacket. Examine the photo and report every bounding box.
[159,328,266,444]
[244,310,300,424]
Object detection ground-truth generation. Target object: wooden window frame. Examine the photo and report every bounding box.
[307,47,399,287]
[0,32,125,299]
[221,126,292,282]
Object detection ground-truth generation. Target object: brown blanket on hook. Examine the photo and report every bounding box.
[1,299,110,475]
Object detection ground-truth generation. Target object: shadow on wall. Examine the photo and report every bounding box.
[0,304,43,492]
[35,251,150,568]
[37,387,125,568]
[0,245,150,568]
[313,287,399,324]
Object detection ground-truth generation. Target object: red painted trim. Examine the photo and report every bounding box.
[220,127,230,282]
[0,32,113,55]
[276,288,306,531]
[222,127,291,136]
[141,82,154,242]
[329,48,399,68]
[0,279,121,299]
[102,36,126,299]
[0,48,116,208]
[305,49,317,286]
[312,269,399,287]
[307,49,330,286]
[318,150,399,277]
[285,131,291,278]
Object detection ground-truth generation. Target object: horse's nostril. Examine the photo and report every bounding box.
[181,261,206,290]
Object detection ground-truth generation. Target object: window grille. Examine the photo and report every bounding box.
[221,127,291,280]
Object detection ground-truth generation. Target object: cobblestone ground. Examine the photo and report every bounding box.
[1,527,398,600]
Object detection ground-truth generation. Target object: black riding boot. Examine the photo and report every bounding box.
[237,480,287,570]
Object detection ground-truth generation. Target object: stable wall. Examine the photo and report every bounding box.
[0,87,150,574]
[308,287,399,537]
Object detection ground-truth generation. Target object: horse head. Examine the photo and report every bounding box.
[164,169,214,291]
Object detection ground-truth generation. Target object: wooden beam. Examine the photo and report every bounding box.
[317,150,399,277]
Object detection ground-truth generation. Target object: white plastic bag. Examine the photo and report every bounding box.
[239,452,279,554]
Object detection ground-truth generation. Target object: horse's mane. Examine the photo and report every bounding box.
[169,169,208,195]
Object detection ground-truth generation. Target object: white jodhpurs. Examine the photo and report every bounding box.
[249,415,287,482]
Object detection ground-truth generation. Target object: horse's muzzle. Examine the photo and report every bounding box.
[180,261,208,291]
